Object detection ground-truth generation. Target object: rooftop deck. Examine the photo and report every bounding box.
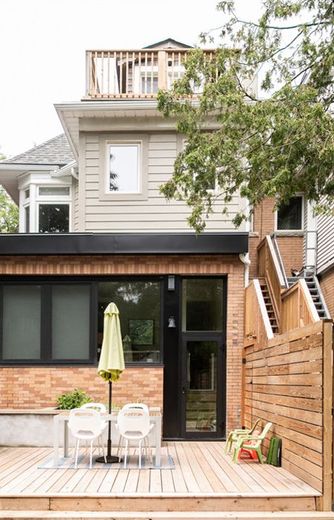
[84,48,215,100]
[0,442,320,514]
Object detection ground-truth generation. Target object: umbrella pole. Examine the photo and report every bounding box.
[96,380,119,464]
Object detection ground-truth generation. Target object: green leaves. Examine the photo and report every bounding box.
[157,0,334,232]
[0,187,18,233]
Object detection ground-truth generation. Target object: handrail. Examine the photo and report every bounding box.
[257,236,286,333]
[245,280,274,345]
[280,279,320,332]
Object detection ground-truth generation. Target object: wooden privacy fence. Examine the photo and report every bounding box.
[243,320,333,511]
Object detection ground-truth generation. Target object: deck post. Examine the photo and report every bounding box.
[158,51,167,90]
[319,319,333,511]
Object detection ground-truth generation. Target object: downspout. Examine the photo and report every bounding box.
[239,253,251,287]
[239,199,251,287]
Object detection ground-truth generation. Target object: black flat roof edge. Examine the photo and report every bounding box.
[0,232,248,255]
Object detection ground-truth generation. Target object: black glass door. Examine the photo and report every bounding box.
[181,278,226,438]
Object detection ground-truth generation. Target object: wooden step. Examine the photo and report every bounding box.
[0,512,334,520]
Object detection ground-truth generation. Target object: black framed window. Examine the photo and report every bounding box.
[277,196,303,230]
[39,204,69,233]
[98,280,162,364]
[0,282,93,364]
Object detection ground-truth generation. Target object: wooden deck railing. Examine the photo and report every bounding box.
[245,280,274,347]
[85,49,216,99]
[257,236,287,333]
[281,278,320,333]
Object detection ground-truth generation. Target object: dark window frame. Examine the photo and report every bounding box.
[0,275,164,367]
[0,280,96,366]
[276,196,303,231]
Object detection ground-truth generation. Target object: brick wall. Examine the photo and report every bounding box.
[319,267,334,319]
[250,198,304,279]
[0,253,245,432]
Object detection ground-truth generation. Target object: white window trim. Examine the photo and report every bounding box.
[99,135,148,202]
[274,194,304,233]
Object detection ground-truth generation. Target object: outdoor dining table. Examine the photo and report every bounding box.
[53,407,162,467]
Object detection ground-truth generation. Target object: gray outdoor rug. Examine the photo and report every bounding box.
[39,449,174,470]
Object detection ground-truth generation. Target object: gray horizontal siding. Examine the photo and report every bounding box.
[317,200,334,273]
[81,133,245,233]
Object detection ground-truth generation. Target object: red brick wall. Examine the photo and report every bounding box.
[250,198,304,279]
[319,267,334,319]
[0,254,245,432]
[0,366,163,410]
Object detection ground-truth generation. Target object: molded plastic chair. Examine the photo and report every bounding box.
[232,421,273,464]
[225,418,262,454]
[116,403,154,468]
[80,402,107,413]
[68,408,107,468]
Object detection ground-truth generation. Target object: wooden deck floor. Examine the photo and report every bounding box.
[0,442,321,513]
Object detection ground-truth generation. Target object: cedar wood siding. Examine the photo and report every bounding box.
[78,132,246,233]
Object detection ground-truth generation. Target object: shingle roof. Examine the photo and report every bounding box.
[0,134,74,166]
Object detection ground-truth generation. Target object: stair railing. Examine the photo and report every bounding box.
[245,280,274,346]
[257,236,287,333]
[311,274,331,319]
[280,279,320,332]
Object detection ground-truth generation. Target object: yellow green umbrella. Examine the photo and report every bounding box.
[98,302,125,382]
[97,302,124,463]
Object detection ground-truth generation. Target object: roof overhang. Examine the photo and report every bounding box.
[55,100,219,158]
[0,232,248,256]
[0,164,62,204]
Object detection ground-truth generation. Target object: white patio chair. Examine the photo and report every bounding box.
[116,403,154,469]
[68,408,107,468]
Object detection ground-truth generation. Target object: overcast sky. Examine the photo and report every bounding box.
[0,0,262,158]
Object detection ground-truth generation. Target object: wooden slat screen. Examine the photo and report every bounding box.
[243,320,333,508]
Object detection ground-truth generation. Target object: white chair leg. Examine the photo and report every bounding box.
[123,439,128,468]
[89,440,93,469]
[138,439,143,469]
[74,439,80,469]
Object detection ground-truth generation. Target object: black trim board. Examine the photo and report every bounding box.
[0,232,248,256]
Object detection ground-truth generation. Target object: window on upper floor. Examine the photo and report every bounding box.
[108,143,140,193]
[276,196,303,231]
[38,204,69,233]
[21,183,71,233]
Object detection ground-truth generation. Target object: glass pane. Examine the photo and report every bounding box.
[39,204,69,233]
[25,206,30,233]
[52,285,90,360]
[186,341,217,433]
[2,286,41,360]
[24,189,30,199]
[39,187,70,196]
[182,279,224,331]
[277,197,302,230]
[109,145,139,193]
[98,281,161,363]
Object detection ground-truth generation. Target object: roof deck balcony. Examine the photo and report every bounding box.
[84,48,215,100]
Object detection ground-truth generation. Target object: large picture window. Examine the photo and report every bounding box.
[0,283,92,363]
[98,280,161,364]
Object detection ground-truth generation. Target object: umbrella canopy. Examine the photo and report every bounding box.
[98,302,125,382]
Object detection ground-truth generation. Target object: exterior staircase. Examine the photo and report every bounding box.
[287,271,330,319]
[259,279,279,334]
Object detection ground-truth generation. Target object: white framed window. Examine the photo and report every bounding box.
[107,143,140,194]
[275,196,304,231]
[100,136,148,202]
[36,185,71,233]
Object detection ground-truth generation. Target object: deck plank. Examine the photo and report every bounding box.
[0,442,320,514]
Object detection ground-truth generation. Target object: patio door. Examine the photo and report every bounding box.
[180,278,226,438]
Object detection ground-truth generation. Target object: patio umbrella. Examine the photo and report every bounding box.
[96,302,125,463]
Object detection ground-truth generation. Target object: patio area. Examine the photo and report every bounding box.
[0,441,320,514]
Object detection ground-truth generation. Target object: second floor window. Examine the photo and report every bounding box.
[277,196,303,231]
[108,143,140,193]
[39,204,69,233]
